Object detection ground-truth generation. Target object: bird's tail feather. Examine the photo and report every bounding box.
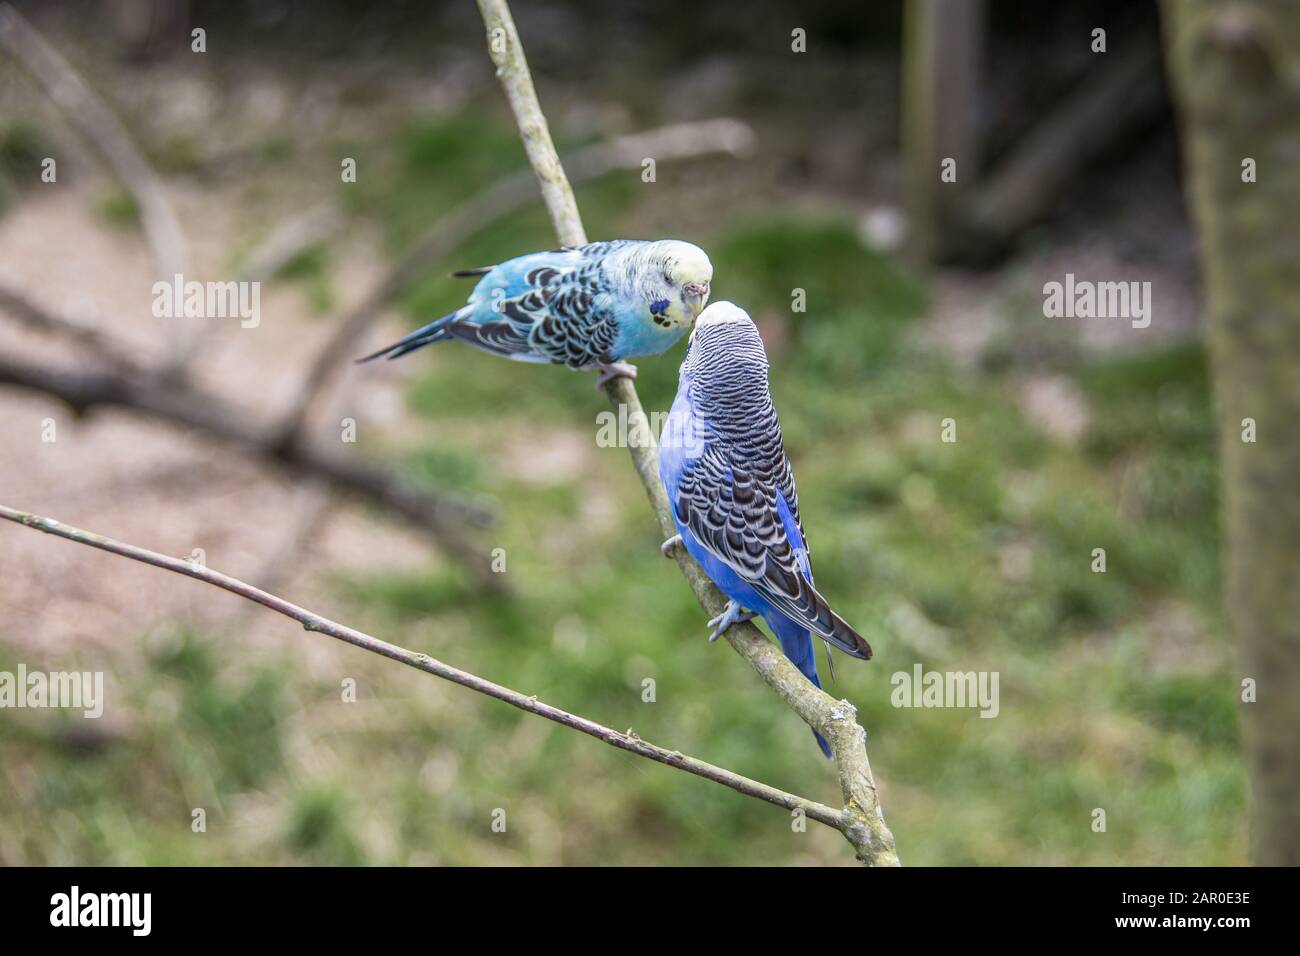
[805,586,873,661]
[771,615,833,759]
[356,309,464,363]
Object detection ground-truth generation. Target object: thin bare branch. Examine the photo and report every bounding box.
[475,0,899,864]
[0,504,849,834]
[476,0,585,245]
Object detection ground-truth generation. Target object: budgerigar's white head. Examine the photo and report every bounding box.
[681,301,769,379]
[638,240,713,330]
[693,300,752,329]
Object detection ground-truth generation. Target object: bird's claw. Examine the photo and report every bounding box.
[595,361,638,389]
[661,534,682,558]
[707,600,754,641]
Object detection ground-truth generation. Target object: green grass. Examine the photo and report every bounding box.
[0,119,56,214]
[272,244,337,314]
[0,111,1245,865]
[95,186,141,230]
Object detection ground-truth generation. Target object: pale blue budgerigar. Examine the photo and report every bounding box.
[658,302,872,757]
[359,239,712,386]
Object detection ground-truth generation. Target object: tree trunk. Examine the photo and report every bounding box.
[1162,0,1300,866]
[900,0,984,264]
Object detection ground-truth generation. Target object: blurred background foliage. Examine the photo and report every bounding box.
[0,0,1242,865]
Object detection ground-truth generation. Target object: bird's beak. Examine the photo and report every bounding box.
[683,281,710,319]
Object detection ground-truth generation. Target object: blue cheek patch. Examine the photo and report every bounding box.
[650,298,670,317]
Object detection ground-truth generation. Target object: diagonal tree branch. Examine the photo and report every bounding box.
[0,503,849,835]
[0,285,146,375]
[474,0,899,865]
[0,346,502,587]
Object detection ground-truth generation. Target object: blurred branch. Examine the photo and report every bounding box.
[0,350,495,533]
[0,503,849,832]
[0,285,146,375]
[270,117,753,449]
[0,297,501,585]
[171,203,349,369]
[900,0,1164,265]
[474,0,898,865]
[958,44,1164,255]
[239,202,347,284]
[0,3,193,365]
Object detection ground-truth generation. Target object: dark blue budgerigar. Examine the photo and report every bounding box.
[658,302,873,757]
[359,239,712,386]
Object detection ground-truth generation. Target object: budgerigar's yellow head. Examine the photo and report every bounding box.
[643,240,712,330]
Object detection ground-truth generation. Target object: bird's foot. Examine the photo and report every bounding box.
[595,361,638,389]
[707,600,754,641]
[660,534,682,558]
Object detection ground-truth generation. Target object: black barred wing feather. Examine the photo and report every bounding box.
[444,317,542,361]
[453,252,625,368]
[674,446,872,660]
[524,265,620,368]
